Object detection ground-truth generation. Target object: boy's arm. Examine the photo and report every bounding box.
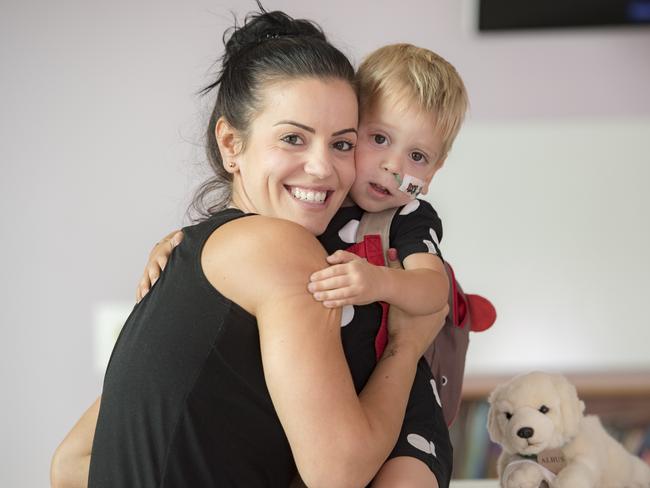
[382,251,449,315]
[308,249,448,315]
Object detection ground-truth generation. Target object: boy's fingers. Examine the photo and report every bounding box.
[326,250,357,264]
[323,299,351,308]
[170,230,184,248]
[308,275,350,294]
[310,264,349,282]
[386,248,402,269]
[312,287,353,302]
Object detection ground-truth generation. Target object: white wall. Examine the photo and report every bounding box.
[1,1,649,485]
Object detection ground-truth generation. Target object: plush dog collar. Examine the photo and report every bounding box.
[517,449,567,475]
[518,453,538,461]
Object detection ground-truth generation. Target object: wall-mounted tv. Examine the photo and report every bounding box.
[478,0,650,31]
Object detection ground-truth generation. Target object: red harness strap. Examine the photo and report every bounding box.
[345,234,389,360]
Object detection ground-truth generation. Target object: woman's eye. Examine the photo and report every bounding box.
[505,412,512,420]
[539,405,549,414]
[373,134,387,145]
[281,134,303,145]
[333,140,355,152]
[411,151,426,163]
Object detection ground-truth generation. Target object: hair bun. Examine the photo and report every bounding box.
[223,8,326,63]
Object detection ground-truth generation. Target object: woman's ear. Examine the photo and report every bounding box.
[216,117,243,173]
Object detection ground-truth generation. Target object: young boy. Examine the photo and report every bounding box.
[139,44,468,487]
[308,44,468,487]
[309,42,467,320]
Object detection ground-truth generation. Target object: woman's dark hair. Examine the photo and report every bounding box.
[191,4,357,219]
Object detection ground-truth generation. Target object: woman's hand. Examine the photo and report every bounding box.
[51,397,100,488]
[136,230,184,302]
[385,304,448,360]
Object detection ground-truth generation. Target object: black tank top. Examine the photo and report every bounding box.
[88,209,296,487]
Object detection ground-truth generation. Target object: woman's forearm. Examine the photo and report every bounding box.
[51,397,99,488]
[351,338,422,478]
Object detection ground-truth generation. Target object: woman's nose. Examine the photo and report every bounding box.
[304,148,333,179]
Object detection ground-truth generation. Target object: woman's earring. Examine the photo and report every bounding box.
[228,161,236,169]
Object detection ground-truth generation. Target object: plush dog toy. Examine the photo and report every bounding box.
[487,372,650,488]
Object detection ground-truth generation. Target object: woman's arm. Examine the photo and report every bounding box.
[203,216,444,488]
[50,397,99,488]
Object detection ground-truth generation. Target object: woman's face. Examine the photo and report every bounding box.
[230,77,358,235]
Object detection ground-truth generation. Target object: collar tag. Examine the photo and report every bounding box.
[537,448,566,475]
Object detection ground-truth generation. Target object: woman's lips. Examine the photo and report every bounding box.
[286,185,331,204]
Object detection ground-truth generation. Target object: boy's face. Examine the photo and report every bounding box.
[350,97,446,213]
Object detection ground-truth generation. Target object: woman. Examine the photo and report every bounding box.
[51,8,445,488]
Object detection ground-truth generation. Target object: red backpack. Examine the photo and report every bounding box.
[345,207,496,426]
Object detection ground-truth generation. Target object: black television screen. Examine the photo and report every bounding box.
[478,0,650,31]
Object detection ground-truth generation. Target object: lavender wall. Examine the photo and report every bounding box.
[1,1,648,485]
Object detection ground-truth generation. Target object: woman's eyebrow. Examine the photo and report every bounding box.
[274,120,315,133]
[332,128,357,137]
[274,121,357,137]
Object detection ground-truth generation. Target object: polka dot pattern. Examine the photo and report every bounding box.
[338,219,360,244]
[399,199,420,216]
[407,433,437,458]
[340,305,354,327]
[423,240,437,254]
[429,228,440,246]
[430,379,442,407]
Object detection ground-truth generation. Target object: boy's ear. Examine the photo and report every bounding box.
[420,154,447,196]
[215,117,244,173]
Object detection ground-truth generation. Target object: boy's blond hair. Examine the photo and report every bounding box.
[356,43,468,157]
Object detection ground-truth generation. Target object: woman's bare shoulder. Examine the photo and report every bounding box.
[202,215,328,312]
[211,215,326,260]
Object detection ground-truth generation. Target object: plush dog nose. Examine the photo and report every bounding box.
[517,427,534,439]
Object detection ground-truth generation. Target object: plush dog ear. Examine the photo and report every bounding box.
[554,374,585,439]
[487,383,505,443]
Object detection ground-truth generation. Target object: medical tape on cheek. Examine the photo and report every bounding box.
[394,173,426,199]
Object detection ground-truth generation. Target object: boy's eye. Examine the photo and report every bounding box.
[281,134,303,145]
[373,134,387,145]
[411,151,427,163]
[333,140,355,152]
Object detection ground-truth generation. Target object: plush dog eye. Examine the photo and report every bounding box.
[504,412,512,420]
[539,405,549,414]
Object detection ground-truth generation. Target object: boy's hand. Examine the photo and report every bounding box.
[307,250,384,308]
[136,230,184,303]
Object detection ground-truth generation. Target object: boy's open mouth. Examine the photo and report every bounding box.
[370,182,392,195]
